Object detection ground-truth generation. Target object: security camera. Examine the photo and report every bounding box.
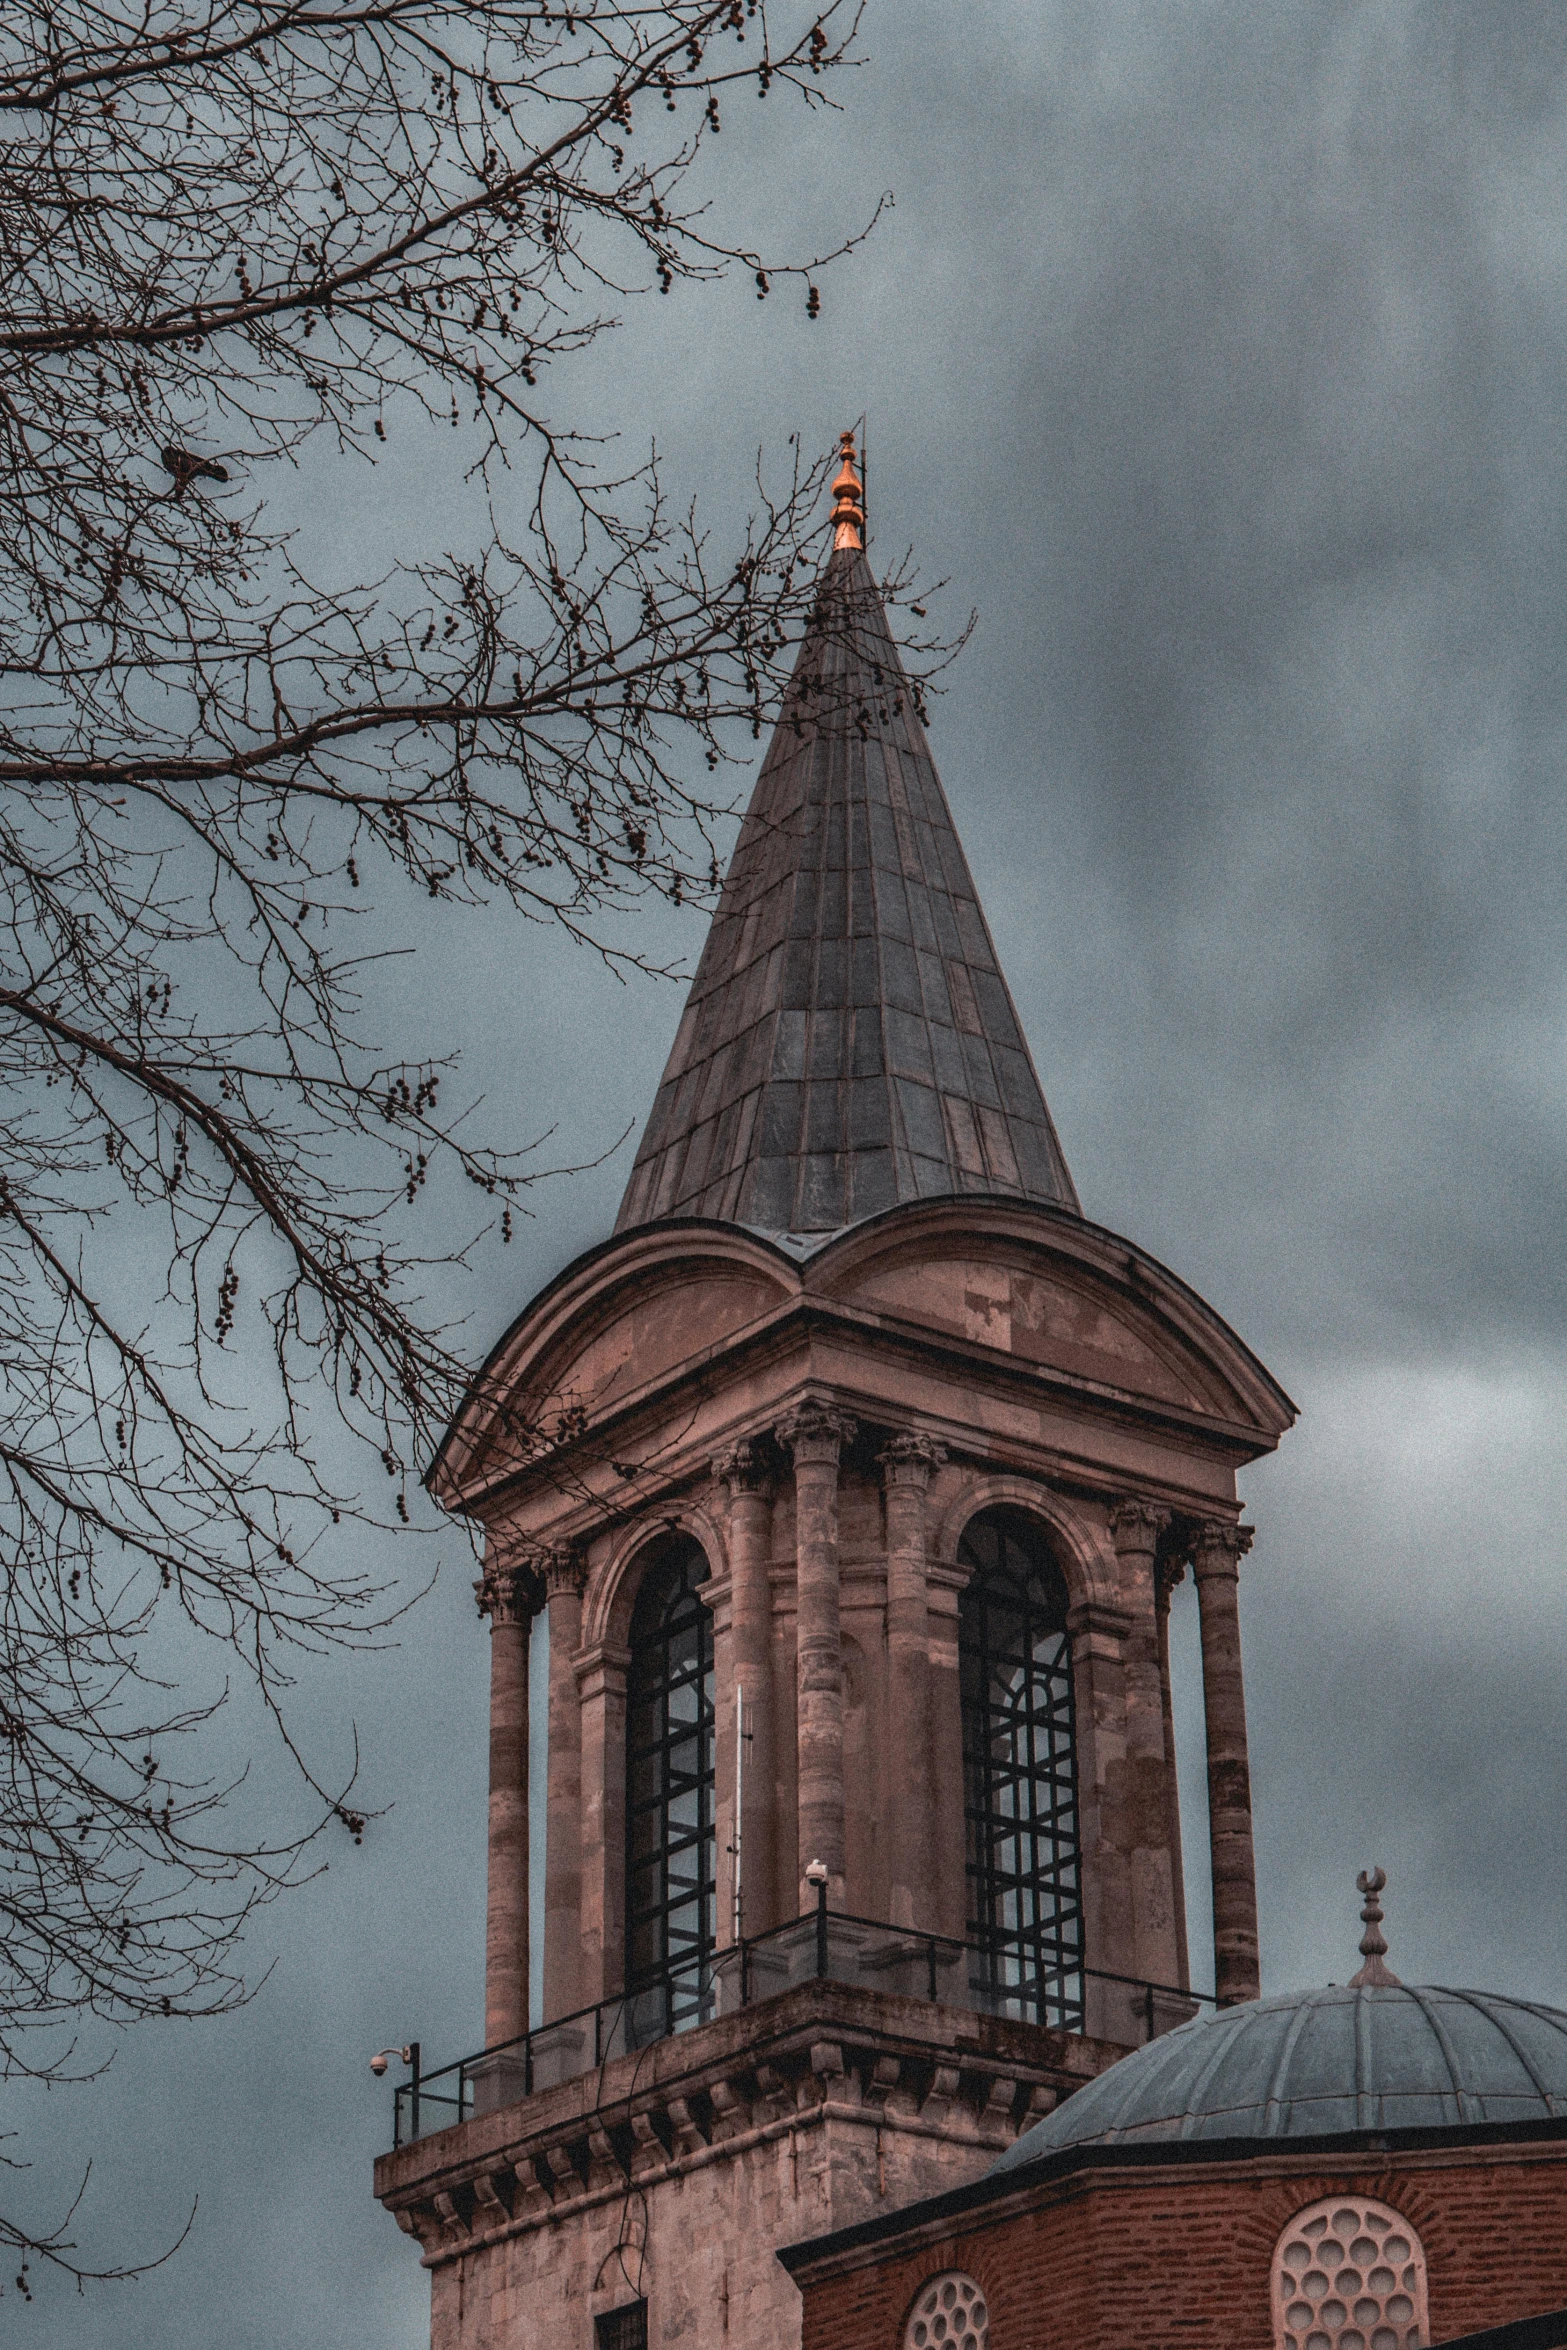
[370,2051,390,2077]
[805,1858,828,1886]
[370,2043,413,2077]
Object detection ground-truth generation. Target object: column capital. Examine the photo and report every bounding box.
[877,1431,948,1486]
[475,1554,546,1625]
[1191,1521,1255,1581]
[711,1437,773,1496]
[1108,1497,1171,1556]
[543,1543,587,1602]
[1155,1552,1188,1606]
[775,1399,856,1465]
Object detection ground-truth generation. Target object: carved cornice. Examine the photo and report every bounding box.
[1191,1520,1255,1581]
[474,1555,546,1626]
[774,1400,856,1466]
[1108,1498,1171,1556]
[710,1438,773,1496]
[877,1432,948,1487]
[377,2020,1077,2261]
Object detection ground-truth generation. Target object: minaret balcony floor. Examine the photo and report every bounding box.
[374,1920,1203,2281]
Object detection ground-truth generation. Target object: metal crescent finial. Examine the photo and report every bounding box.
[1348,1864,1402,1988]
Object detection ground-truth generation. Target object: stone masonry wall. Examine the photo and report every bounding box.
[377,1981,1120,2350]
[432,2095,1001,2350]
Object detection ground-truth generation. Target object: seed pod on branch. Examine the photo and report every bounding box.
[0,0,961,2287]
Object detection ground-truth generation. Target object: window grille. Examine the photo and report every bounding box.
[595,2301,649,2350]
[903,2272,989,2350]
[1271,2197,1428,2350]
[625,1538,715,2039]
[959,1509,1083,2031]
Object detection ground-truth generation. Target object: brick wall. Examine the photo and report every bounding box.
[795,2143,1567,2350]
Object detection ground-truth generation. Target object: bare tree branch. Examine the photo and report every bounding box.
[0,0,968,2289]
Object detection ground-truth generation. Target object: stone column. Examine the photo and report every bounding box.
[475,1553,542,2048]
[1154,1552,1191,1989]
[1192,1521,1260,2006]
[542,1545,587,2023]
[926,1562,969,1941]
[1066,1592,1136,2037]
[775,1400,855,1909]
[879,1434,947,1929]
[1108,1501,1182,1992]
[575,1639,629,2005]
[713,1442,777,1942]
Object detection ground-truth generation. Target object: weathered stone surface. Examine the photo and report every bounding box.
[1191,1522,1261,2008]
[376,1979,1116,2350]
[389,515,1298,2350]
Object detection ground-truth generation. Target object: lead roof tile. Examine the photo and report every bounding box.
[614,546,1079,1234]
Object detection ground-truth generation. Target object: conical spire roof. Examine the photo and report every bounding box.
[616,472,1079,1238]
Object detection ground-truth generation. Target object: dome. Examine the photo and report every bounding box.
[993,1985,1567,2169]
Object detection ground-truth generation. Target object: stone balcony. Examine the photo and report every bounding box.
[373,1969,1136,2267]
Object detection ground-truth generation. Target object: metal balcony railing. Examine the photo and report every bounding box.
[390,1894,1213,2148]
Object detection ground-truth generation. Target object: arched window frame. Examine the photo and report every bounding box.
[624,1536,716,2042]
[958,1507,1083,2032]
[1270,2194,1429,2350]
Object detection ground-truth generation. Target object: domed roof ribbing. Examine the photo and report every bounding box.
[991,1984,1567,2168]
[615,438,1079,1238]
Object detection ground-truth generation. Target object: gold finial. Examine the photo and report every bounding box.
[830,429,864,551]
[1347,1865,1402,1988]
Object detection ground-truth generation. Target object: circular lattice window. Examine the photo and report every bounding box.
[1271,2196,1429,2350]
[903,2272,988,2350]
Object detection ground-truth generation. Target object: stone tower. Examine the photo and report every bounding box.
[373,439,1296,2350]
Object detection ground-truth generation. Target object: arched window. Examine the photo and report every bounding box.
[959,1509,1082,2031]
[903,2272,989,2350]
[625,1537,715,2039]
[1271,2197,1429,2350]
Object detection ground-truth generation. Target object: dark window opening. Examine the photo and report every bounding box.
[959,1508,1083,2031]
[595,2302,648,2350]
[625,1537,715,2041]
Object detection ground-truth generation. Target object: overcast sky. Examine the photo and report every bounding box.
[17,5,1567,2341]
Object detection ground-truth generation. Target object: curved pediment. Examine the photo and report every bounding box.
[431,1196,1294,1516]
[801,1198,1294,1438]
[524,1261,782,1433]
[839,1251,1210,1408]
[431,1224,800,1506]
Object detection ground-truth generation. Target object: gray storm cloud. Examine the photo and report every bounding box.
[15,9,1567,2343]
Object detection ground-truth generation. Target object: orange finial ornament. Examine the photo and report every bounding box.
[830,430,864,551]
